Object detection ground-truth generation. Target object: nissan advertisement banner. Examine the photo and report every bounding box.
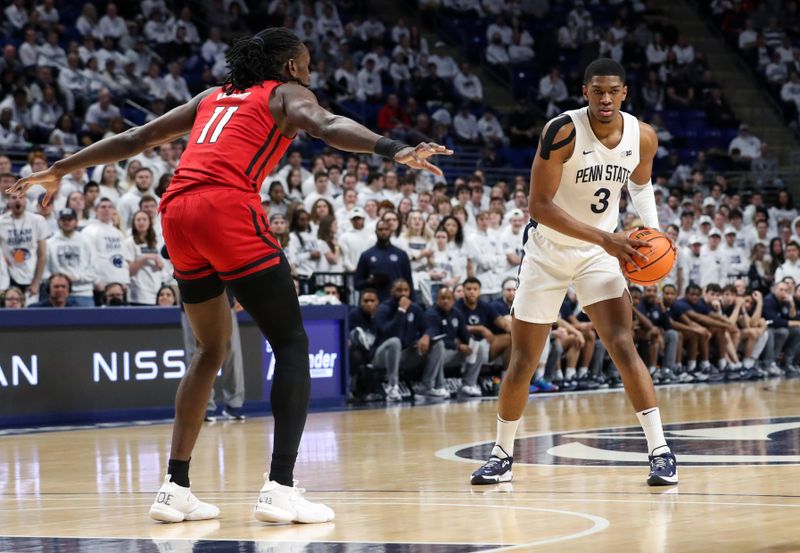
[0,307,347,425]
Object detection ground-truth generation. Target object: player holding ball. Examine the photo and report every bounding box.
[471,58,678,487]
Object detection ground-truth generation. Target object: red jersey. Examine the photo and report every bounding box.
[162,81,294,207]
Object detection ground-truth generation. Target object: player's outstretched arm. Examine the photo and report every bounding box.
[278,83,452,175]
[529,116,649,268]
[6,89,216,205]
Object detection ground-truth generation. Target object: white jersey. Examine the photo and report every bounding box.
[536,107,641,247]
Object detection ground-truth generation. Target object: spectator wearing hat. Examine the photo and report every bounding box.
[29,274,77,308]
[728,124,762,162]
[697,214,713,244]
[676,210,695,249]
[721,227,749,282]
[45,208,96,307]
[700,228,727,287]
[680,235,704,288]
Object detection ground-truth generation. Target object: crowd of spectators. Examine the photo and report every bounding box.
[1,1,799,402]
[705,1,800,132]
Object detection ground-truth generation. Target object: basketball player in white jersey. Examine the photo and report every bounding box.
[471,59,677,486]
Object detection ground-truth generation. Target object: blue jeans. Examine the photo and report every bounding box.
[70,295,95,307]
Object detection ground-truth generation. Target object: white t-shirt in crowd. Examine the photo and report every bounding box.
[0,211,51,285]
[81,219,130,286]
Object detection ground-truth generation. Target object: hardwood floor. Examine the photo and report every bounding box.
[1,380,799,552]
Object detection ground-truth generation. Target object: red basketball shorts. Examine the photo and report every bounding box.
[161,188,282,281]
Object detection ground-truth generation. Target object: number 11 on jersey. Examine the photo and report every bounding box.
[197,106,239,144]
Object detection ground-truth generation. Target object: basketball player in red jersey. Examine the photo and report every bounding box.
[9,27,452,524]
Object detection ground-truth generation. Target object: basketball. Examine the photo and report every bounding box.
[622,228,676,285]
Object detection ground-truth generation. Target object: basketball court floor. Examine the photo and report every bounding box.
[1,380,799,552]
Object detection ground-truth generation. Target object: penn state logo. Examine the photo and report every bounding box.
[468,314,481,325]
[389,254,398,262]
[112,254,124,268]
[446,416,800,467]
[451,317,459,328]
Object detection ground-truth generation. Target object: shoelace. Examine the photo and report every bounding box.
[484,457,507,471]
[652,456,669,471]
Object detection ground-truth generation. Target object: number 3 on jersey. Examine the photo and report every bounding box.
[591,187,611,214]
[196,106,239,144]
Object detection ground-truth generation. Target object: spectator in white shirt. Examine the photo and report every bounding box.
[118,167,157,229]
[781,72,800,112]
[46,209,96,306]
[164,62,192,105]
[728,124,762,161]
[75,3,98,37]
[172,7,200,44]
[0,107,27,148]
[0,190,50,297]
[144,10,171,44]
[775,241,800,283]
[486,16,513,45]
[391,18,411,44]
[454,105,480,144]
[96,3,128,40]
[360,15,386,41]
[317,4,343,38]
[538,67,569,118]
[31,85,62,138]
[646,33,668,66]
[19,28,39,68]
[356,58,383,102]
[671,35,695,65]
[738,19,758,50]
[454,63,484,104]
[429,42,459,79]
[4,0,28,32]
[477,110,508,146]
[201,26,227,64]
[486,34,510,66]
[83,88,121,140]
[334,58,358,101]
[508,30,535,64]
[37,30,67,69]
[144,63,168,100]
[81,57,107,96]
[765,52,788,84]
[82,199,130,300]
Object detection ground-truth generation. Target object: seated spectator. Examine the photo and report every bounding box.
[425,286,482,397]
[377,94,410,137]
[355,219,413,301]
[102,282,127,306]
[374,278,446,399]
[1,286,25,308]
[29,274,77,308]
[704,88,736,128]
[453,104,479,144]
[429,42,458,80]
[721,286,768,374]
[538,67,569,118]
[486,34,509,66]
[762,281,800,373]
[455,276,512,372]
[454,63,483,105]
[670,284,728,380]
[769,191,798,229]
[46,208,95,307]
[508,30,534,64]
[356,58,382,103]
[638,285,680,383]
[83,88,121,142]
[728,123,761,161]
[477,110,507,147]
[662,283,710,382]
[776,241,800,283]
[672,35,695,65]
[348,288,381,400]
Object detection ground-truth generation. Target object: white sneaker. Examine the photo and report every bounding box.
[460,384,482,397]
[254,476,335,524]
[149,475,220,523]
[767,363,782,377]
[385,384,402,401]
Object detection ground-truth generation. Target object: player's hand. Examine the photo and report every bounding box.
[417,334,430,355]
[6,165,64,207]
[394,142,453,176]
[602,230,651,271]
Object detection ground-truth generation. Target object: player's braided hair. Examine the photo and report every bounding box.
[222,27,303,93]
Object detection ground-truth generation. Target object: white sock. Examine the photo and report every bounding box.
[555,369,564,381]
[700,360,711,370]
[534,366,545,380]
[687,360,696,371]
[743,357,754,369]
[719,358,728,370]
[565,367,576,380]
[648,365,657,375]
[492,415,520,458]
[636,407,669,454]
[577,366,588,377]
[753,331,769,359]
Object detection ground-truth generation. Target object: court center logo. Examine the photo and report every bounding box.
[446,416,800,467]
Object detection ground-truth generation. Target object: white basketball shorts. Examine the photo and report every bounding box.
[511,228,627,324]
